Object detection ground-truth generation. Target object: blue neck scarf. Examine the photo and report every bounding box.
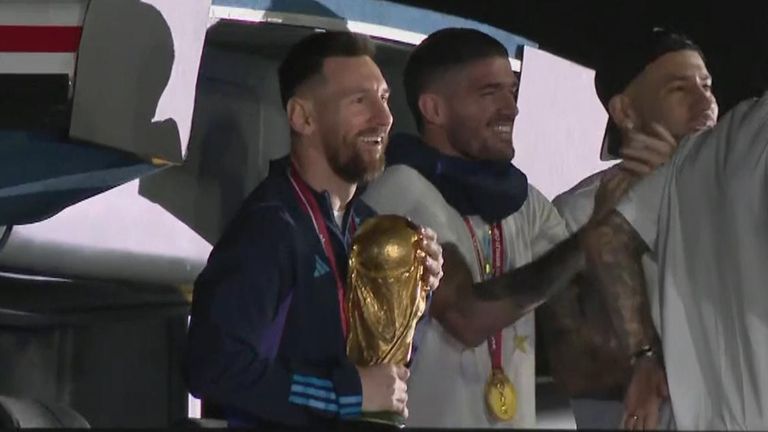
[385,133,529,224]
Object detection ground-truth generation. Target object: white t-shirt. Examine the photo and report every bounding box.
[554,165,673,430]
[616,92,768,430]
[363,165,568,428]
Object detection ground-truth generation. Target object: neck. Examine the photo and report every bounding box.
[290,144,356,213]
[421,126,464,159]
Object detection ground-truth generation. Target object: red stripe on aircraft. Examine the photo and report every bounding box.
[0,26,82,52]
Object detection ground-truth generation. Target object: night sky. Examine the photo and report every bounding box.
[391,0,768,113]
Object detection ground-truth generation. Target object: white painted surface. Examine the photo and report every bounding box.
[514,46,613,200]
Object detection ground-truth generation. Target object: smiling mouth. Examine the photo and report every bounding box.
[491,123,514,137]
[359,135,385,146]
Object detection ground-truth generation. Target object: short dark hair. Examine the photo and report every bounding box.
[278,31,375,109]
[403,28,510,130]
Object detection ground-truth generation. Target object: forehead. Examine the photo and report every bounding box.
[454,56,517,84]
[319,55,387,91]
[640,50,710,84]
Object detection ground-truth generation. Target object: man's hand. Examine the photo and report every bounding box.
[621,357,669,430]
[620,122,677,176]
[591,168,637,224]
[356,364,410,417]
[419,227,444,292]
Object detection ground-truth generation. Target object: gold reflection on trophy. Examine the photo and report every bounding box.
[346,214,429,366]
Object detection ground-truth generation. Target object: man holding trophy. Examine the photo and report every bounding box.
[186,31,443,429]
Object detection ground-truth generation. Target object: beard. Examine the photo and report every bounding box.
[446,123,514,162]
[326,131,387,184]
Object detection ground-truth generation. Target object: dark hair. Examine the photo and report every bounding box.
[403,28,510,130]
[596,28,705,158]
[278,31,375,109]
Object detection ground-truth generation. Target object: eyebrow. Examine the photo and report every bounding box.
[476,81,518,92]
[663,72,712,83]
[340,85,390,98]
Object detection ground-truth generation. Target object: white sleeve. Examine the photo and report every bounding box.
[615,163,667,251]
[527,186,570,259]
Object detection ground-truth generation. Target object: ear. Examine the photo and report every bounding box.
[417,93,446,127]
[286,97,314,136]
[607,93,637,131]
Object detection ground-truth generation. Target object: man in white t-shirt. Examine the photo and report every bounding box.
[542,29,719,430]
[363,28,579,428]
[585,89,768,430]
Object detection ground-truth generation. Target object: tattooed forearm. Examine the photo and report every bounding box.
[434,214,649,350]
[473,228,587,313]
[582,210,657,355]
[538,278,631,398]
[433,237,586,347]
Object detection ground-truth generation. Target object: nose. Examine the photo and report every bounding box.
[373,97,393,129]
[499,91,519,118]
[693,84,717,115]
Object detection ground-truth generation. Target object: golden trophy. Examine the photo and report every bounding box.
[346,215,430,428]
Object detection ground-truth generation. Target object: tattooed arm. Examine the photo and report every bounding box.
[538,277,631,398]
[581,210,657,356]
[431,231,588,347]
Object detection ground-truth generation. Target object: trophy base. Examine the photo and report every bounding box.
[360,411,406,429]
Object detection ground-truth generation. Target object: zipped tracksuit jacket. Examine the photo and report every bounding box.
[186,157,378,428]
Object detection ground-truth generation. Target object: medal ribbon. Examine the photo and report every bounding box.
[463,217,505,371]
[289,163,354,337]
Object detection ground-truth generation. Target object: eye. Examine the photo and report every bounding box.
[380,94,390,104]
[353,95,366,104]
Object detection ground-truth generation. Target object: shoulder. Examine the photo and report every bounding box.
[363,165,442,211]
[368,165,432,193]
[520,183,558,216]
[216,201,296,255]
[553,167,613,211]
[552,167,617,231]
[215,171,300,256]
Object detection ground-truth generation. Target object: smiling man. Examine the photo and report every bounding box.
[363,28,572,428]
[185,31,444,429]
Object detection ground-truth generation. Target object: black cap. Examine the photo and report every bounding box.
[596,28,703,160]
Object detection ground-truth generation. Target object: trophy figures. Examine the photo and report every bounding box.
[346,215,430,427]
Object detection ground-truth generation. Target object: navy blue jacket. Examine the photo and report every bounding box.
[186,156,377,428]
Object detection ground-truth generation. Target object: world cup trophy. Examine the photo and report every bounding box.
[346,215,430,428]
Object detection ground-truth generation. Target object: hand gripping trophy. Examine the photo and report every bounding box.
[346,215,430,427]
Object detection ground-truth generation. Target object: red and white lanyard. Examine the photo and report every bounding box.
[288,163,355,337]
[463,217,505,371]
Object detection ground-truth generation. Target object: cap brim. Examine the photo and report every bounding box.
[600,120,621,161]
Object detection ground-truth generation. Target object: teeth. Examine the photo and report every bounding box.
[361,136,383,144]
[493,125,512,133]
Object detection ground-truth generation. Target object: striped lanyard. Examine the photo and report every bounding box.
[463,217,505,371]
[288,164,356,337]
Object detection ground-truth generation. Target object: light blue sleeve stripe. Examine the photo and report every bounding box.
[292,374,334,389]
[288,395,339,413]
[290,384,337,401]
[339,406,361,417]
[338,395,362,405]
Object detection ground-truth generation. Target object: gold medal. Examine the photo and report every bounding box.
[485,369,516,422]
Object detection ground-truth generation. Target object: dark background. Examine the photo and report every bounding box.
[391,0,768,113]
